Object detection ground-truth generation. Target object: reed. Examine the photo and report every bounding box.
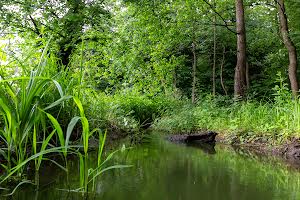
[71,97,131,194]
[0,39,131,196]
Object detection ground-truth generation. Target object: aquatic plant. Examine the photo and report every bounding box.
[0,39,133,196]
[0,71,69,177]
[71,97,131,194]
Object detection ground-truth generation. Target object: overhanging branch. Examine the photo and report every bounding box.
[201,0,237,34]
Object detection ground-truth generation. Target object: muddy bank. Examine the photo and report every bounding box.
[216,133,300,159]
[167,131,300,169]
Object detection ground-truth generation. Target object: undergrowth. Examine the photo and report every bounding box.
[153,75,300,145]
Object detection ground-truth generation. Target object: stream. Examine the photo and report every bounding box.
[11,134,300,200]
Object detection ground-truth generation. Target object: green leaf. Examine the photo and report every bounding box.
[44,95,72,111]
[88,165,132,184]
[81,117,90,154]
[98,130,106,167]
[66,116,81,153]
[46,113,65,148]
[79,153,84,188]
[73,96,85,117]
[37,130,56,170]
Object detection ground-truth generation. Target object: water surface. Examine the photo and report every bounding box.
[12,135,300,200]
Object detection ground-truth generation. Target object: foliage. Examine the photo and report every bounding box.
[1,0,300,195]
[154,91,300,144]
[0,0,110,67]
[0,56,68,177]
[0,47,128,195]
[80,89,178,133]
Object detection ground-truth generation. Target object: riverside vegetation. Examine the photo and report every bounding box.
[1,0,300,197]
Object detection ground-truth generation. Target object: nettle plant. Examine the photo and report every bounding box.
[272,72,292,105]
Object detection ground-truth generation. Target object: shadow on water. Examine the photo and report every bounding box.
[5,134,300,200]
[186,141,216,154]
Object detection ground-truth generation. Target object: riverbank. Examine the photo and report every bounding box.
[165,130,300,169]
[153,94,300,143]
[91,93,300,167]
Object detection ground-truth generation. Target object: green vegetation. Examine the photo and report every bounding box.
[0,47,129,194]
[1,0,300,196]
[154,96,300,144]
[154,73,300,143]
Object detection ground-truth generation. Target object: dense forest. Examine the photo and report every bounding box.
[2,0,300,97]
[1,0,300,196]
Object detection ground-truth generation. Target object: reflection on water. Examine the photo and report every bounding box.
[186,141,216,154]
[10,135,300,200]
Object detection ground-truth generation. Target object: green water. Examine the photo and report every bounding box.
[11,136,300,200]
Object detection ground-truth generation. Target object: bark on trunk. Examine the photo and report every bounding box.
[212,0,216,96]
[220,46,228,95]
[277,0,299,97]
[246,61,250,89]
[192,42,197,104]
[234,0,247,98]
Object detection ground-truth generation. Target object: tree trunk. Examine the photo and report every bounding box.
[57,0,85,69]
[234,0,247,98]
[220,46,228,95]
[212,0,216,96]
[246,61,250,89]
[192,42,197,104]
[277,0,299,97]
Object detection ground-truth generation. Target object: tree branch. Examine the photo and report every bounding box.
[29,15,41,36]
[201,0,237,34]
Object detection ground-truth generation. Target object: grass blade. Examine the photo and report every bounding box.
[66,116,81,153]
[45,113,65,147]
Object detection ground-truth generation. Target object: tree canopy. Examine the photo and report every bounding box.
[1,0,300,99]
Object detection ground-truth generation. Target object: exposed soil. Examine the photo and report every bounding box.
[225,140,300,170]
[167,131,300,169]
[216,133,300,158]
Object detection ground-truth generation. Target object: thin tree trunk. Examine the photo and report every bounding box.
[212,0,216,96]
[191,11,197,104]
[192,42,197,104]
[234,0,247,98]
[220,46,228,95]
[277,0,299,97]
[246,61,250,89]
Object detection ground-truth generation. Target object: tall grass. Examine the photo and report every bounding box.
[0,72,70,175]
[154,93,300,144]
[70,97,131,194]
[0,41,130,196]
[0,41,76,190]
